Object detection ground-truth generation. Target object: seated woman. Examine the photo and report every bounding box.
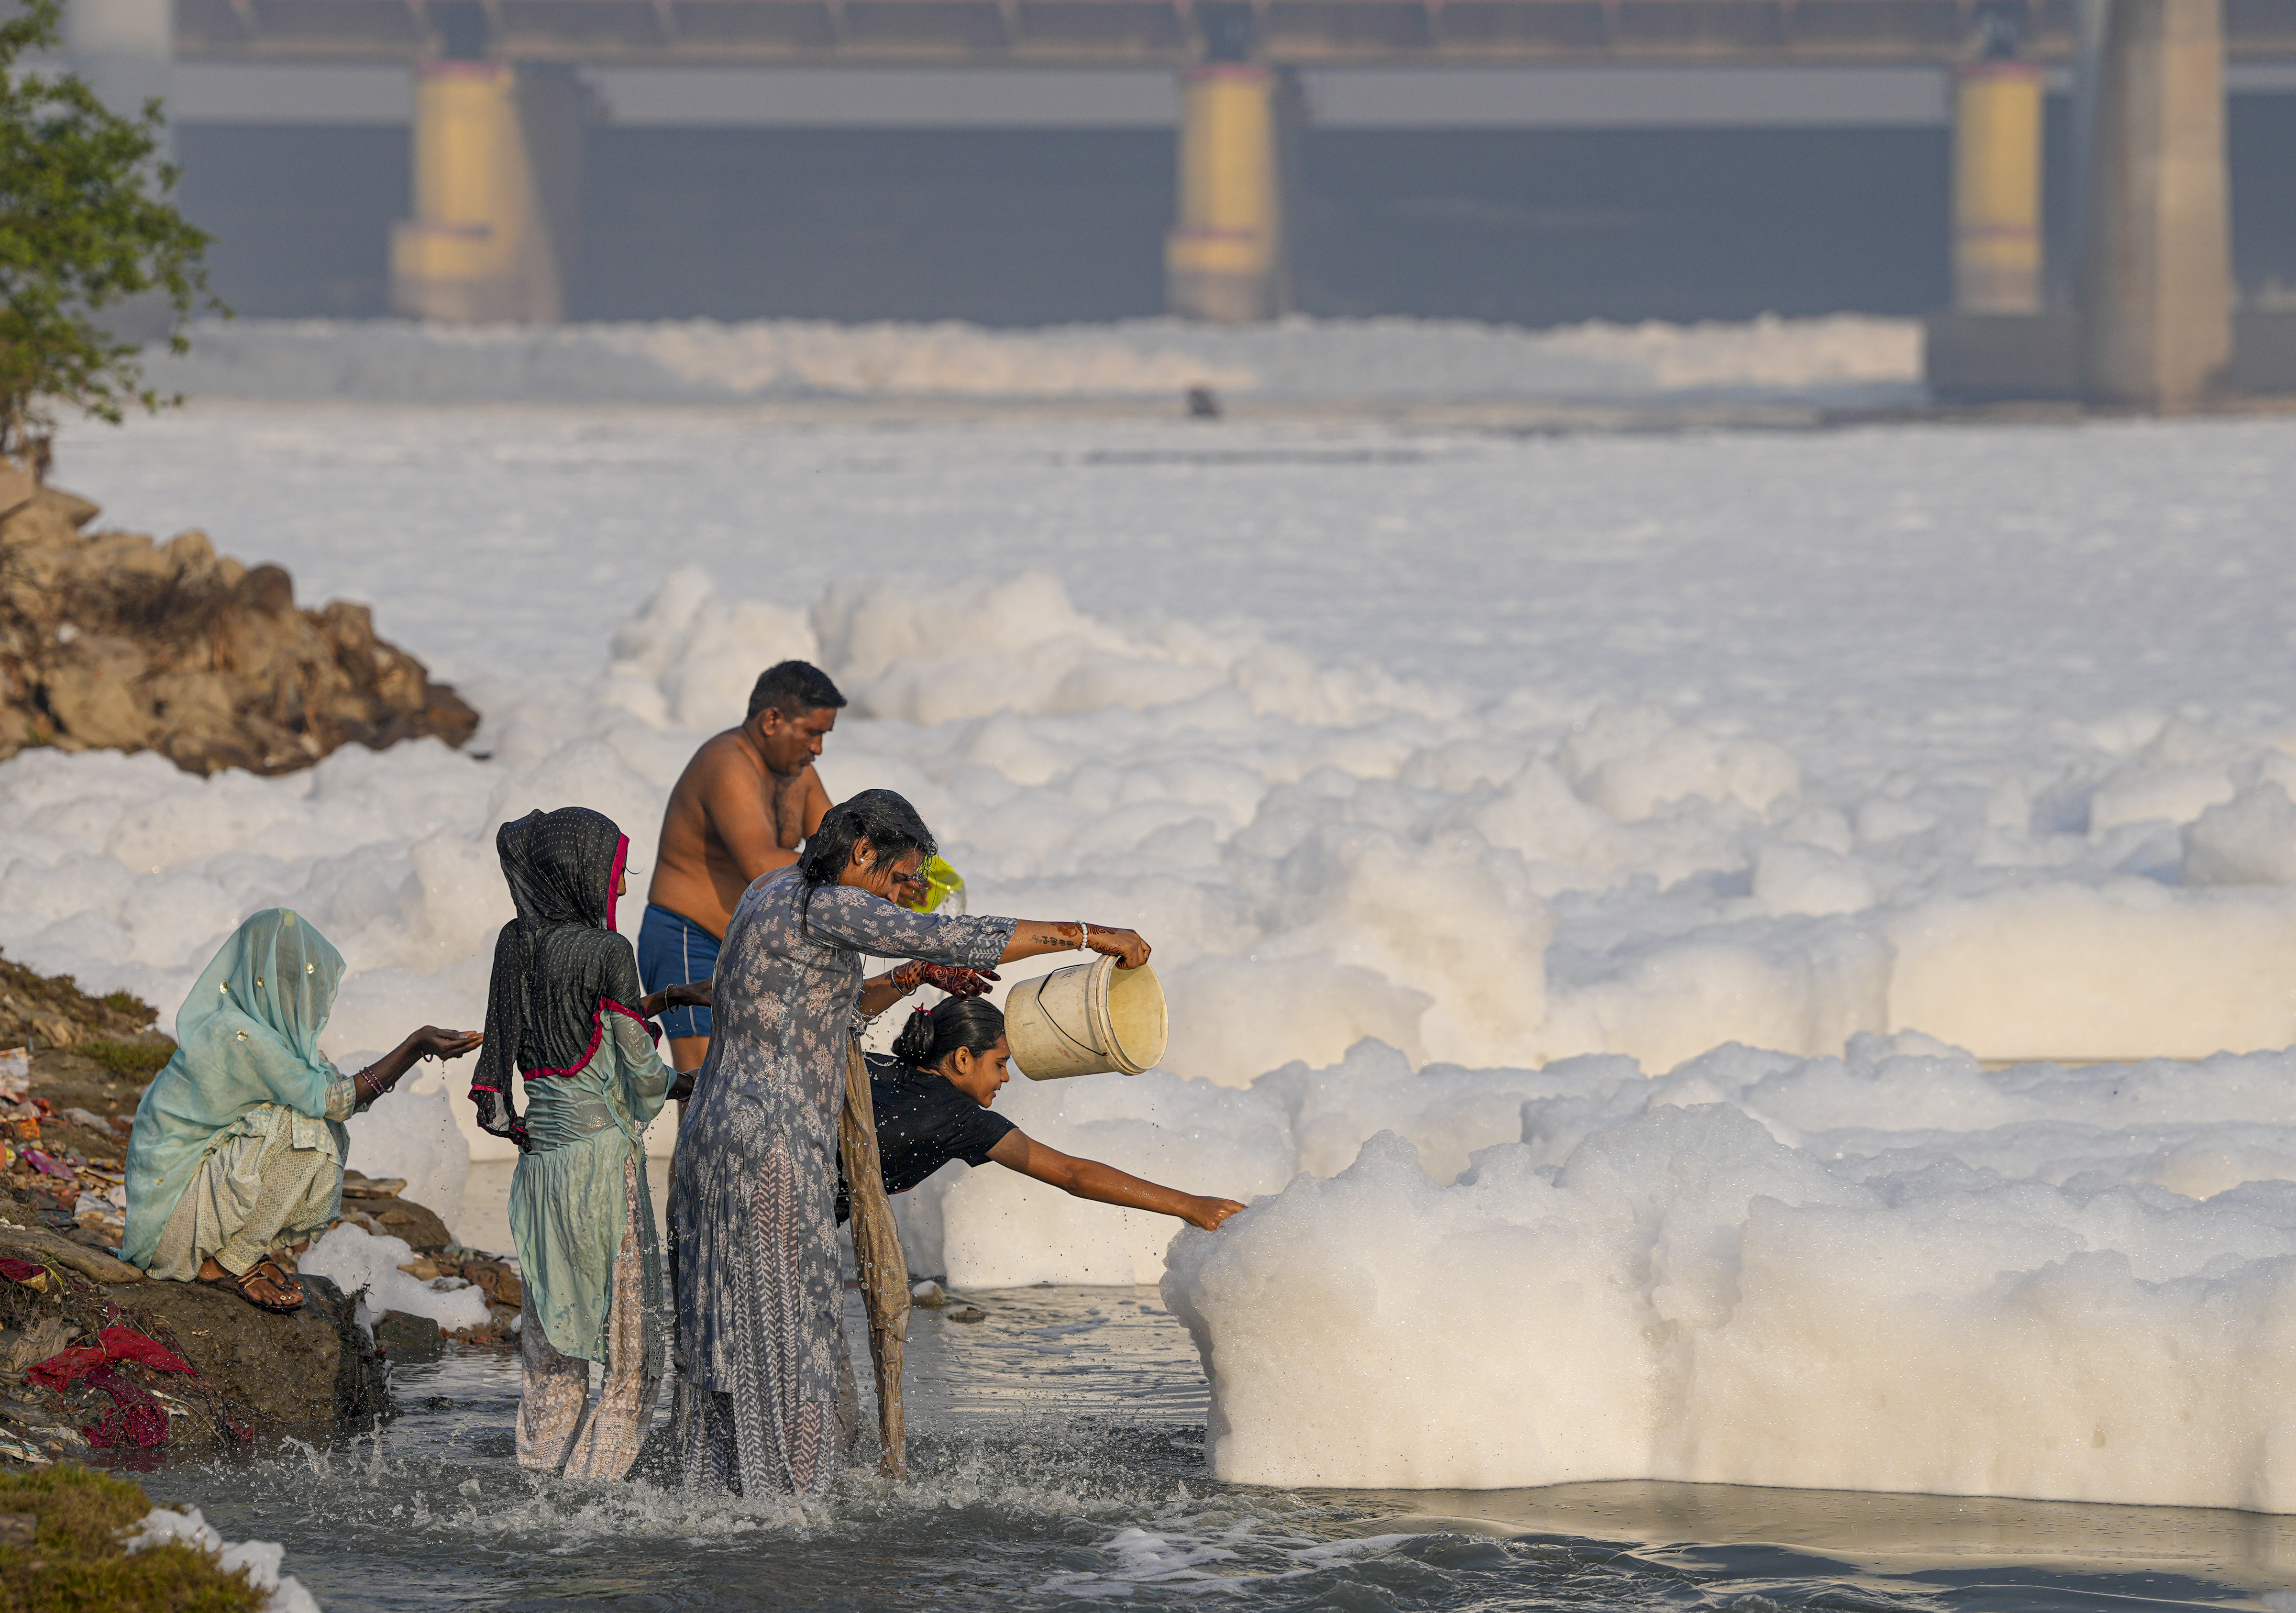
[839,995,1245,1234]
[123,908,481,1313]
[471,806,711,1483]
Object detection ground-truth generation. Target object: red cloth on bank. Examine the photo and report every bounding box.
[26,1325,196,1391]
[99,1326,194,1376]
[27,1345,104,1392]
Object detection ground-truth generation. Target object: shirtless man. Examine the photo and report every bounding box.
[639,660,845,1072]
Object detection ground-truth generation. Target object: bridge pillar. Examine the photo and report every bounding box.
[1952,58,2045,312]
[2079,0,2232,408]
[390,63,585,324]
[1167,64,1286,323]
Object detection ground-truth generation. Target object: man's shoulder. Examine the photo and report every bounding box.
[672,728,762,793]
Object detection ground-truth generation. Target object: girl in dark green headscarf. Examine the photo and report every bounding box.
[123,909,480,1313]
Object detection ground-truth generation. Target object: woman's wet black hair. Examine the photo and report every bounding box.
[894,997,1006,1070]
[798,788,937,885]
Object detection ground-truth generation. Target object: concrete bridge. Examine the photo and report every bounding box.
[63,0,2296,407]
[157,0,2296,66]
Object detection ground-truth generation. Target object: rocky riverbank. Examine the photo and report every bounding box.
[0,470,478,775]
[0,954,514,1471]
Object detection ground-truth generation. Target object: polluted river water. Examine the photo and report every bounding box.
[98,1173,2296,1613]
[26,357,2296,1607]
[102,1282,2296,1612]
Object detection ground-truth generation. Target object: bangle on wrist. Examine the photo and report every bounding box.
[1076,922,1090,952]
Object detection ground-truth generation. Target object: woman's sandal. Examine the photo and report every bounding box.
[255,1257,306,1303]
[200,1259,304,1314]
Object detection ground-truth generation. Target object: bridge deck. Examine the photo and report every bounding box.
[176,0,2296,67]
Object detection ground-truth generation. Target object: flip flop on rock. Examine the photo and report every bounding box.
[198,1257,303,1314]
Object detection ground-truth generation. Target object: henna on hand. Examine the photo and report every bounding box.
[914,962,1000,998]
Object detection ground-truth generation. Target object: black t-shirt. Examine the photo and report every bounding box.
[833,1053,1017,1225]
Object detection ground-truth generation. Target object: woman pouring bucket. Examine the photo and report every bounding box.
[670,788,1245,1499]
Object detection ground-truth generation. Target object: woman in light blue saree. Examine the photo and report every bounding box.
[123,908,481,1313]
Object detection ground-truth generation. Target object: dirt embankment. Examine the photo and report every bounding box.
[0,956,515,1472]
[0,470,478,776]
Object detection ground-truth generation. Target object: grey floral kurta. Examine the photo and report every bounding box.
[670,867,1013,1496]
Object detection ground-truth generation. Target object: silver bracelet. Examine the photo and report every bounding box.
[1077,922,1090,952]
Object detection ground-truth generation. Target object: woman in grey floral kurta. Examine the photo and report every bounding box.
[670,788,1151,1497]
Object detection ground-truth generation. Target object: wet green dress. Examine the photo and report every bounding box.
[509,996,673,1367]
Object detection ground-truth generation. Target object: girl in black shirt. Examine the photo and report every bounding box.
[836,997,1246,1230]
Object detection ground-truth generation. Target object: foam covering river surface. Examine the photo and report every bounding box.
[19,384,2296,1522]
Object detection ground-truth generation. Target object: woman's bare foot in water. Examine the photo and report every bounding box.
[197,1254,303,1313]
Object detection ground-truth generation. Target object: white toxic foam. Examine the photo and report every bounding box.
[125,1504,324,1612]
[1165,1038,2296,1507]
[13,561,2296,1278]
[9,398,2296,1516]
[142,312,1920,407]
[300,1222,495,1331]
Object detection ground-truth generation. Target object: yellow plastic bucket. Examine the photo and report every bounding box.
[1004,955,1167,1080]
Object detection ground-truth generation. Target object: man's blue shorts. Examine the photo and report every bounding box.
[638,904,719,1040]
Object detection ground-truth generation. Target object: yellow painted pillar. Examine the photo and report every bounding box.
[1167,65,1283,324]
[391,63,578,324]
[2080,0,2233,409]
[1952,59,2045,313]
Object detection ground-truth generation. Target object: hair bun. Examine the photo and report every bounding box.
[891,994,1005,1072]
[891,1002,938,1065]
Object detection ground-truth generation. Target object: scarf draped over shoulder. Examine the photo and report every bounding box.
[123,909,346,1268]
[472,807,644,1104]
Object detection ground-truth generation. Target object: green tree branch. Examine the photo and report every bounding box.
[0,0,220,463]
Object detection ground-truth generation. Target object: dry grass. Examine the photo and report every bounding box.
[72,1039,174,1081]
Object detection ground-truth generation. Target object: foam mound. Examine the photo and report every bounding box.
[300,1222,495,1332]
[1164,1035,2296,1506]
[143,313,1921,406]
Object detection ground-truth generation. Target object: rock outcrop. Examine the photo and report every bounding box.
[0,470,477,776]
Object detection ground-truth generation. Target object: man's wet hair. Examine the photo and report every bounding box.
[747,660,846,722]
[799,788,936,885]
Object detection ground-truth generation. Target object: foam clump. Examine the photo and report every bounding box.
[1165,1065,2296,1506]
[144,313,1921,406]
[300,1222,494,1331]
[2185,782,2296,885]
[125,1505,322,1612]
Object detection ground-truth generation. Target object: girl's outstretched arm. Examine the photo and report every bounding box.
[986,1130,1244,1231]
